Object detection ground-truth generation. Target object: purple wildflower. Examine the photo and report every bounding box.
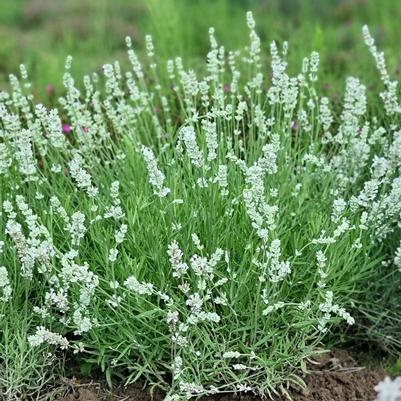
[46,84,55,95]
[62,124,72,134]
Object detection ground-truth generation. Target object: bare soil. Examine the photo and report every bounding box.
[54,350,385,401]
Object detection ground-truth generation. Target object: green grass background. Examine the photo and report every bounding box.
[1,0,401,100]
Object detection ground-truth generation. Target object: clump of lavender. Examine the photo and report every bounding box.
[0,11,400,401]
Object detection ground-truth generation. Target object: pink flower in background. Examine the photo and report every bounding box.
[323,82,330,92]
[46,84,55,95]
[62,124,72,133]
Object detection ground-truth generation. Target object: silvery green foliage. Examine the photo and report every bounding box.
[0,11,400,400]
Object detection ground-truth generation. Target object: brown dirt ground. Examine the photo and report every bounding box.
[54,350,385,401]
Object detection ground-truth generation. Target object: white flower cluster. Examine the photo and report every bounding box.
[0,143,11,175]
[243,175,275,240]
[263,239,291,283]
[0,266,12,301]
[374,377,401,401]
[308,51,320,82]
[318,97,333,141]
[167,240,189,278]
[50,196,70,227]
[213,164,229,196]
[35,104,66,149]
[363,25,401,115]
[15,129,37,179]
[395,241,401,271]
[28,326,69,349]
[318,291,354,333]
[141,145,171,197]
[338,77,367,143]
[124,276,154,295]
[104,180,124,220]
[242,134,280,241]
[68,154,99,197]
[202,119,218,162]
[331,198,346,222]
[245,11,261,67]
[4,197,55,278]
[68,212,86,247]
[109,223,128,263]
[180,126,205,168]
[103,180,127,262]
[316,251,328,289]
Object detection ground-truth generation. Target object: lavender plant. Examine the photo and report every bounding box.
[0,12,400,400]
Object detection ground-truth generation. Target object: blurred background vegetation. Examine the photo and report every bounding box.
[0,0,400,101]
